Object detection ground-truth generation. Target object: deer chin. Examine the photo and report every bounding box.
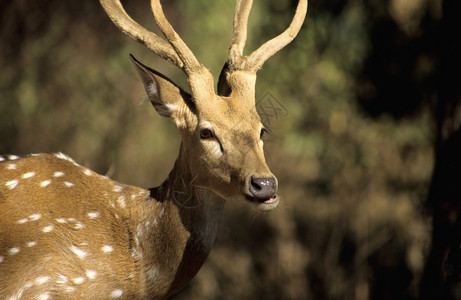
[246,194,280,211]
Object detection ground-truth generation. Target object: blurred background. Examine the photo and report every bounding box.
[0,0,453,299]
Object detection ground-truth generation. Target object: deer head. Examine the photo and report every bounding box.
[100,0,308,211]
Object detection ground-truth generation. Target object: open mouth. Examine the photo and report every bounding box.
[246,194,280,211]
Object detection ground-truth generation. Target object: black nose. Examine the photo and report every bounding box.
[249,177,278,200]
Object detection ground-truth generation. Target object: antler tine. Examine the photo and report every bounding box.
[227,0,308,73]
[245,0,308,72]
[150,0,202,74]
[99,0,183,69]
[229,0,254,61]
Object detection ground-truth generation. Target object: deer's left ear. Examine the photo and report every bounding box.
[130,54,193,123]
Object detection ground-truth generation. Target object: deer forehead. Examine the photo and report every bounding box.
[196,99,261,130]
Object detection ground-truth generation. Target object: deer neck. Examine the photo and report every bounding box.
[159,145,225,252]
[132,144,225,296]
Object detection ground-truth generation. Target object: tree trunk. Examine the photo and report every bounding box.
[420,1,461,299]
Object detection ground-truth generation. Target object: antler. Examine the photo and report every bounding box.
[218,0,308,97]
[100,0,207,77]
[246,0,308,71]
[229,0,253,61]
[100,0,307,100]
[149,1,202,74]
[229,0,308,73]
[99,0,179,68]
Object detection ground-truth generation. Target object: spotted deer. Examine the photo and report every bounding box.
[0,0,308,299]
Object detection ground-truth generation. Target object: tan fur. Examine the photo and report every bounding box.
[0,153,223,299]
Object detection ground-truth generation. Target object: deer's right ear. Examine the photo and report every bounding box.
[130,55,192,122]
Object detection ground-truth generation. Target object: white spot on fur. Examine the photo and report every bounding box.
[54,152,77,164]
[35,276,50,285]
[0,156,4,162]
[22,172,35,179]
[18,213,42,224]
[7,163,16,170]
[5,180,18,189]
[101,245,114,253]
[113,185,123,192]
[42,225,54,233]
[74,222,85,229]
[72,277,85,284]
[17,218,28,224]
[65,286,76,293]
[70,245,87,259]
[117,195,126,208]
[8,247,20,255]
[86,270,97,280]
[56,274,68,284]
[110,288,123,298]
[37,293,50,300]
[63,181,74,187]
[29,214,42,221]
[87,211,100,219]
[55,218,67,223]
[0,256,4,263]
[40,180,51,187]
[43,255,53,262]
[53,171,64,177]
[8,155,19,160]
[26,241,37,247]
[24,281,33,289]
[83,169,92,176]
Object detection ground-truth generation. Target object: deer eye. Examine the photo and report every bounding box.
[200,128,214,139]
